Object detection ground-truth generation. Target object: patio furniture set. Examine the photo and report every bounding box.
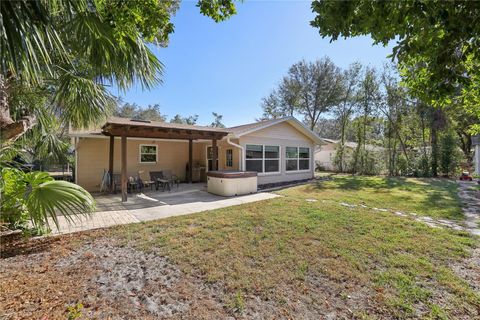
[111,170,180,194]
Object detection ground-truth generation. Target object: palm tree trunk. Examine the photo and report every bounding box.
[0,75,36,144]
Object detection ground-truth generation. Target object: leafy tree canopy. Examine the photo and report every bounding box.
[310,0,480,132]
[210,112,225,128]
[170,114,199,125]
[114,103,166,122]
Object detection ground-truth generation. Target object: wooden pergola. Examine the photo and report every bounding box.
[101,117,228,202]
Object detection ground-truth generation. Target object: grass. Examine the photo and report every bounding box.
[112,176,479,318]
[289,174,463,220]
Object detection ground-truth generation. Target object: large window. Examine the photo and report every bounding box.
[139,145,157,163]
[226,149,233,167]
[286,147,310,171]
[246,144,280,173]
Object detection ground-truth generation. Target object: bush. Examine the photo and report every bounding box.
[0,168,95,234]
[440,130,463,177]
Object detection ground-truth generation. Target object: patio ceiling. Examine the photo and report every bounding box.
[101,117,228,140]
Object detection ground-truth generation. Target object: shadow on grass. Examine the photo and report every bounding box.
[312,175,412,191]
[309,175,462,219]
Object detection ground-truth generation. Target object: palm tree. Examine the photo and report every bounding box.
[0,0,164,143]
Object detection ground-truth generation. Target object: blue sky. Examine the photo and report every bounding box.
[112,1,393,127]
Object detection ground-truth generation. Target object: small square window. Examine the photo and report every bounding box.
[140,145,157,163]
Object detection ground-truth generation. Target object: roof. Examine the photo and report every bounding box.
[320,138,385,152]
[227,118,286,136]
[70,116,324,144]
[104,117,227,133]
[100,117,228,140]
[69,117,227,138]
[227,117,324,145]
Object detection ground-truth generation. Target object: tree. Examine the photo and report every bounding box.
[289,58,343,130]
[210,112,225,128]
[314,118,339,140]
[351,67,381,174]
[260,58,343,130]
[259,77,301,120]
[311,0,480,127]
[0,0,238,143]
[170,114,199,125]
[114,103,167,122]
[440,128,460,177]
[331,62,362,172]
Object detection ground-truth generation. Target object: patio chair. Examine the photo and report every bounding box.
[162,170,180,189]
[149,171,170,191]
[112,173,121,193]
[127,176,141,193]
[138,170,154,191]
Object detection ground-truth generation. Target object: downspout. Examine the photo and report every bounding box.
[226,135,244,171]
[74,137,78,184]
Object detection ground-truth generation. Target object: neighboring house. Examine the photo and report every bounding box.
[314,138,384,171]
[69,116,323,192]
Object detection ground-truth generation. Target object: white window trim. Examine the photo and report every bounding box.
[285,146,311,173]
[139,144,158,164]
[245,144,281,175]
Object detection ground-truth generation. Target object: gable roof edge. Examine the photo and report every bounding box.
[230,116,325,145]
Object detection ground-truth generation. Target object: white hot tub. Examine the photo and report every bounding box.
[207,171,257,196]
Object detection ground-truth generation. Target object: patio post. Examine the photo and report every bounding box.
[212,139,217,171]
[188,139,193,183]
[121,135,127,202]
[108,135,114,192]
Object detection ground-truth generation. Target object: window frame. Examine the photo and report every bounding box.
[226,148,233,167]
[285,146,311,173]
[139,144,158,164]
[245,144,281,175]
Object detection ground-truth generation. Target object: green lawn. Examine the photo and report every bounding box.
[288,175,463,220]
[113,176,479,319]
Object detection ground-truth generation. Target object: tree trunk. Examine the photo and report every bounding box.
[430,126,438,177]
[0,75,36,144]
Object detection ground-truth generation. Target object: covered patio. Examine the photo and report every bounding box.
[101,117,228,202]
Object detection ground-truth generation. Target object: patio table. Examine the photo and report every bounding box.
[156,178,171,192]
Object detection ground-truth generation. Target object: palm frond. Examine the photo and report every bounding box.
[64,12,163,90]
[21,172,95,228]
[53,70,116,128]
[0,0,69,83]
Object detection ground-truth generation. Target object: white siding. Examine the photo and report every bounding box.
[239,122,315,185]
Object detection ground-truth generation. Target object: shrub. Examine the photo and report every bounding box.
[0,168,95,234]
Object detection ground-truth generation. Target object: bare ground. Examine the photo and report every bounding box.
[0,231,386,320]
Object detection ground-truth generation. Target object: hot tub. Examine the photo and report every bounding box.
[207,171,257,196]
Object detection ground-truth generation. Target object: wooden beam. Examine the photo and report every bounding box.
[121,135,127,202]
[102,123,227,140]
[103,128,226,141]
[108,135,114,192]
[188,139,193,183]
[212,139,218,171]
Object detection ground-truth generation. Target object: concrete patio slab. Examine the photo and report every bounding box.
[49,185,279,235]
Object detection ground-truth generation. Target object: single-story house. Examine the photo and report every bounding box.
[70,116,323,197]
[314,138,384,171]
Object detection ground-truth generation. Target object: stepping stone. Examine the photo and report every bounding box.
[340,202,356,208]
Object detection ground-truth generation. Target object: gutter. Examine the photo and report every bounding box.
[226,135,244,171]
